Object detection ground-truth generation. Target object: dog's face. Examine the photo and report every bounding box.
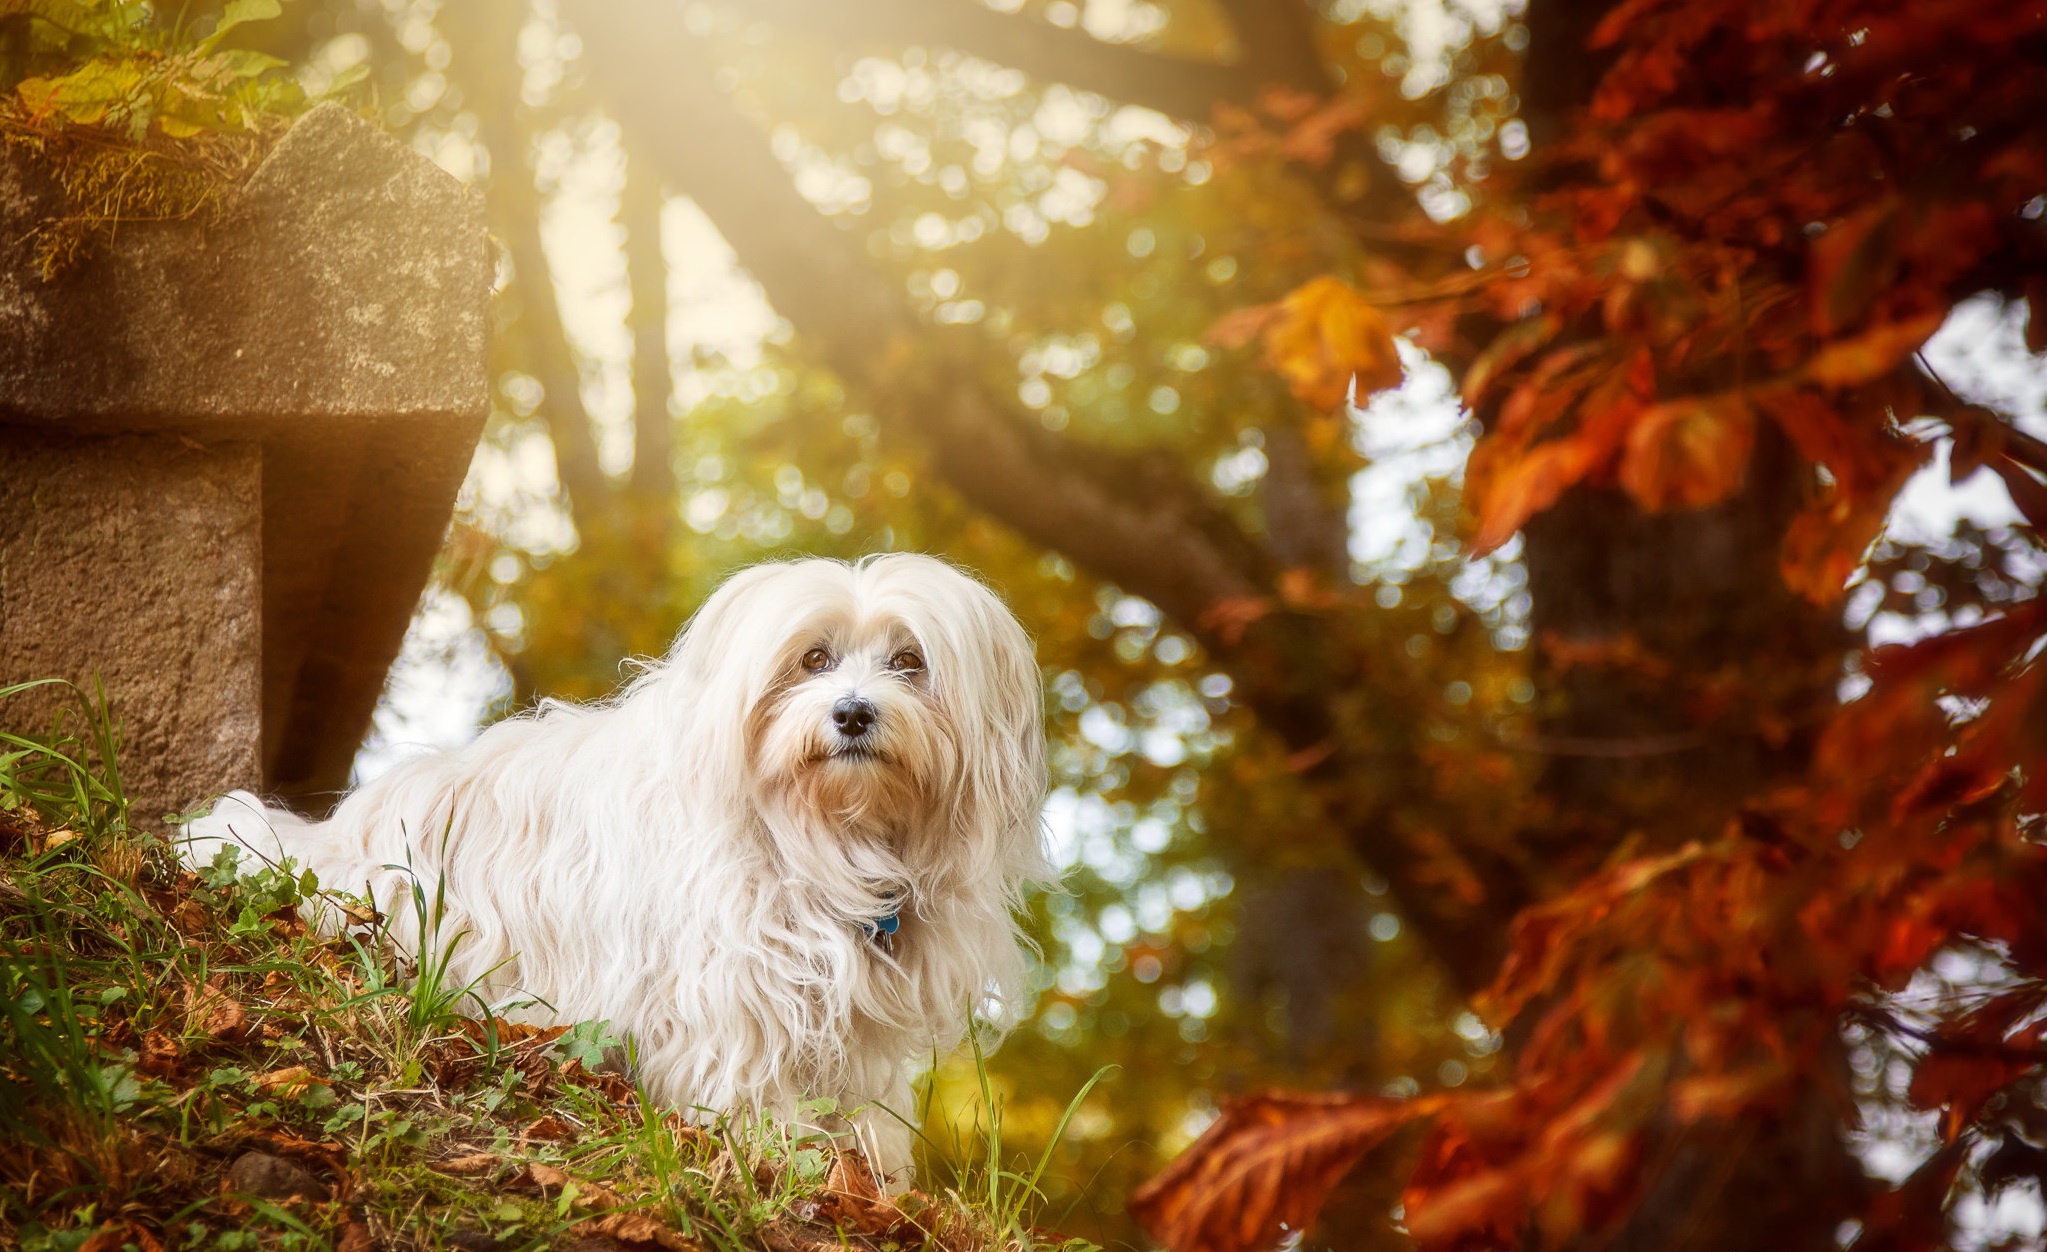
[753,610,948,833]
[664,555,1048,869]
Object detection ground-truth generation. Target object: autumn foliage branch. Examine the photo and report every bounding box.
[1133,0,2047,1248]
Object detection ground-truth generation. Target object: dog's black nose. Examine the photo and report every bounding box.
[832,697,877,738]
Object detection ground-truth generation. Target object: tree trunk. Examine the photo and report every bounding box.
[1509,4,1863,1247]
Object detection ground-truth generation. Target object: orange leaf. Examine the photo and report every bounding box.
[1466,436,1602,555]
[1779,491,1889,605]
[80,1224,164,1252]
[1129,1091,1443,1252]
[253,1065,320,1098]
[1805,311,1944,388]
[1619,395,1755,512]
[1669,1060,1787,1123]
[1261,276,1404,411]
[1403,1162,1526,1249]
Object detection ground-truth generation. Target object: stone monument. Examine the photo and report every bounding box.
[0,103,491,825]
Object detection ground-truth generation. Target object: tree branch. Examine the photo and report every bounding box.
[622,143,677,504]
[1212,0,1330,92]
[500,193,612,512]
[568,1,1272,622]
[736,0,1255,122]
[445,0,612,513]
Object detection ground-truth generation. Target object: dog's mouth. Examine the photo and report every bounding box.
[818,744,891,766]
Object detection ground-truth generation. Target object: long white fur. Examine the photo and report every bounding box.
[177,554,1051,1179]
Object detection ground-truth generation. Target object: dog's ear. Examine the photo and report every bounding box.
[885,556,1052,894]
[655,561,800,790]
[665,561,788,680]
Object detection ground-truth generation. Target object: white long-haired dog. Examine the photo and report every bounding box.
[178,554,1051,1178]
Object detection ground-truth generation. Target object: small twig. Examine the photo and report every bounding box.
[311,1021,339,1073]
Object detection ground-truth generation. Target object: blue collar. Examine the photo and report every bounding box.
[861,894,902,939]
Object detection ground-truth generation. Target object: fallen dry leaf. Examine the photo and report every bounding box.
[435,1152,502,1176]
[573,1211,702,1251]
[79,1222,163,1252]
[524,1114,574,1141]
[171,898,210,937]
[509,1162,624,1211]
[335,1222,373,1252]
[253,1065,320,1099]
[757,1225,844,1252]
[809,1150,902,1235]
[184,976,246,1040]
[138,1029,182,1078]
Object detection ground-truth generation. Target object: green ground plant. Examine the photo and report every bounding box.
[0,684,1101,1252]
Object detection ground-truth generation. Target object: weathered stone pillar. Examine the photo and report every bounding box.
[0,103,490,826]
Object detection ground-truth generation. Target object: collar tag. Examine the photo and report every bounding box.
[860,895,903,950]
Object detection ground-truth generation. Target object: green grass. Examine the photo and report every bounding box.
[0,680,1105,1252]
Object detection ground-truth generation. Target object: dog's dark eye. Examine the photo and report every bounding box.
[801,648,833,672]
[889,649,924,673]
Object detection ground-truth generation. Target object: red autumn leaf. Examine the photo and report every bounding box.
[1989,453,2047,531]
[523,1113,576,1141]
[1618,394,1755,513]
[1465,436,1602,555]
[138,1029,182,1078]
[1759,389,1892,499]
[1906,988,2047,1136]
[1860,1140,1969,1252]
[1945,405,2015,485]
[1198,594,1276,646]
[1807,200,1900,338]
[1668,1060,1788,1124]
[1460,314,1562,412]
[1129,1091,1444,1252]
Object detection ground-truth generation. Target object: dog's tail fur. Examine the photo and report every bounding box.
[178,790,310,871]
[176,791,368,931]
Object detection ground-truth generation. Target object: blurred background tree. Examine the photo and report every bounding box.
[20,0,2042,1247]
